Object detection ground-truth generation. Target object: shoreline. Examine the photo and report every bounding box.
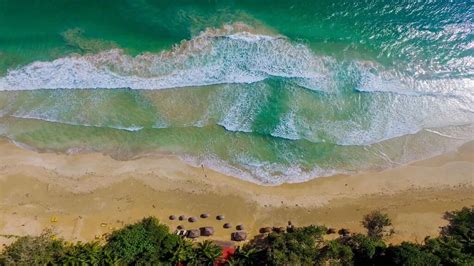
[0,139,473,247]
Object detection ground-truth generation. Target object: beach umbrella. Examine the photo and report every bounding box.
[216,215,225,220]
[223,223,232,229]
[259,227,272,234]
[200,213,209,218]
[169,215,176,220]
[231,231,247,242]
[179,215,187,221]
[186,229,201,239]
[273,227,285,233]
[177,225,184,230]
[236,224,244,231]
[188,217,197,223]
[200,227,214,236]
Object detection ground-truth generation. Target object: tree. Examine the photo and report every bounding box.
[60,241,103,265]
[233,225,327,265]
[103,217,181,264]
[192,240,222,265]
[321,240,354,265]
[362,210,393,239]
[379,242,440,266]
[227,246,260,266]
[170,238,194,264]
[440,207,473,254]
[342,233,386,265]
[423,207,474,265]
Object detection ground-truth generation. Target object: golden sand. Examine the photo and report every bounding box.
[0,139,473,247]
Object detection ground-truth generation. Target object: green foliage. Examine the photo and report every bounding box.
[103,216,181,264]
[239,225,327,265]
[341,233,386,265]
[380,242,441,266]
[321,240,354,265]
[362,210,393,239]
[441,206,473,254]
[60,241,104,265]
[227,247,260,266]
[170,238,195,264]
[192,240,222,265]
[0,230,65,265]
[1,207,472,265]
[423,207,474,266]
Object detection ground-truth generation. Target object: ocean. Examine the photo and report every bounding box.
[0,0,472,184]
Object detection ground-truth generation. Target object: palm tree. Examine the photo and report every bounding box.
[194,240,222,265]
[226,247,259,266]
[171,239,194,264]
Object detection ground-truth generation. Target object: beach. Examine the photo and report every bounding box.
[1,139,472,247]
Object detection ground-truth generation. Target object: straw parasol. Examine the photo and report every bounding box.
[199,227,214,236]
[231,231,247,241]
[186,229,200,239]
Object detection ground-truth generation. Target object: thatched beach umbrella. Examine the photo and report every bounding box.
[231,231,247,242]
[169,215,176,220]
[223,223,232,229]
[273,227,285,233]
[186,229,200,239]
[216,215,225,220]
[188,217,197,223]
[259,227,272,234]
[179,215,187,221]
[236,224,244,231]
[338,228,351,237]
[200,227,214,236]
[200,213,209,218]
[177,225,184,230]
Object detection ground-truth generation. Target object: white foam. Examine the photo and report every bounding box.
[0,26,333,92]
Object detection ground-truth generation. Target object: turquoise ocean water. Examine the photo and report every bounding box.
[0,0,473,184]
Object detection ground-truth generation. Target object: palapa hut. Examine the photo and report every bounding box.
[200,213,209,218]
[169,215,176,220]
[223,223,232,229]
[236,224,244,231]
[186,229,200,239]
[177,225,184,230]
[178,215,187,221]
[216,214,225,220]
[231,231,247,242]
[188,217,197,223]
[199,227,214,236]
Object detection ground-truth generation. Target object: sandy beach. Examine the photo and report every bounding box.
[0,139,473,248]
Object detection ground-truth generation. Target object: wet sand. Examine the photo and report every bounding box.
[0,139,473,247]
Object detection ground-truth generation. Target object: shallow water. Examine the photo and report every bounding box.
[0,0,473,184]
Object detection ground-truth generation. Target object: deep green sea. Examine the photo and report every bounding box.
[0,0,473,184]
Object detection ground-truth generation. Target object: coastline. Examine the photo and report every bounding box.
[0,139,473,247]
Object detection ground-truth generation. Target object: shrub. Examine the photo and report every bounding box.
[362,210,393,239]
[0,229,65,265]
[321,240,354,265]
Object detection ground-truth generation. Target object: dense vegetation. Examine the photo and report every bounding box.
[1,207,472,265]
